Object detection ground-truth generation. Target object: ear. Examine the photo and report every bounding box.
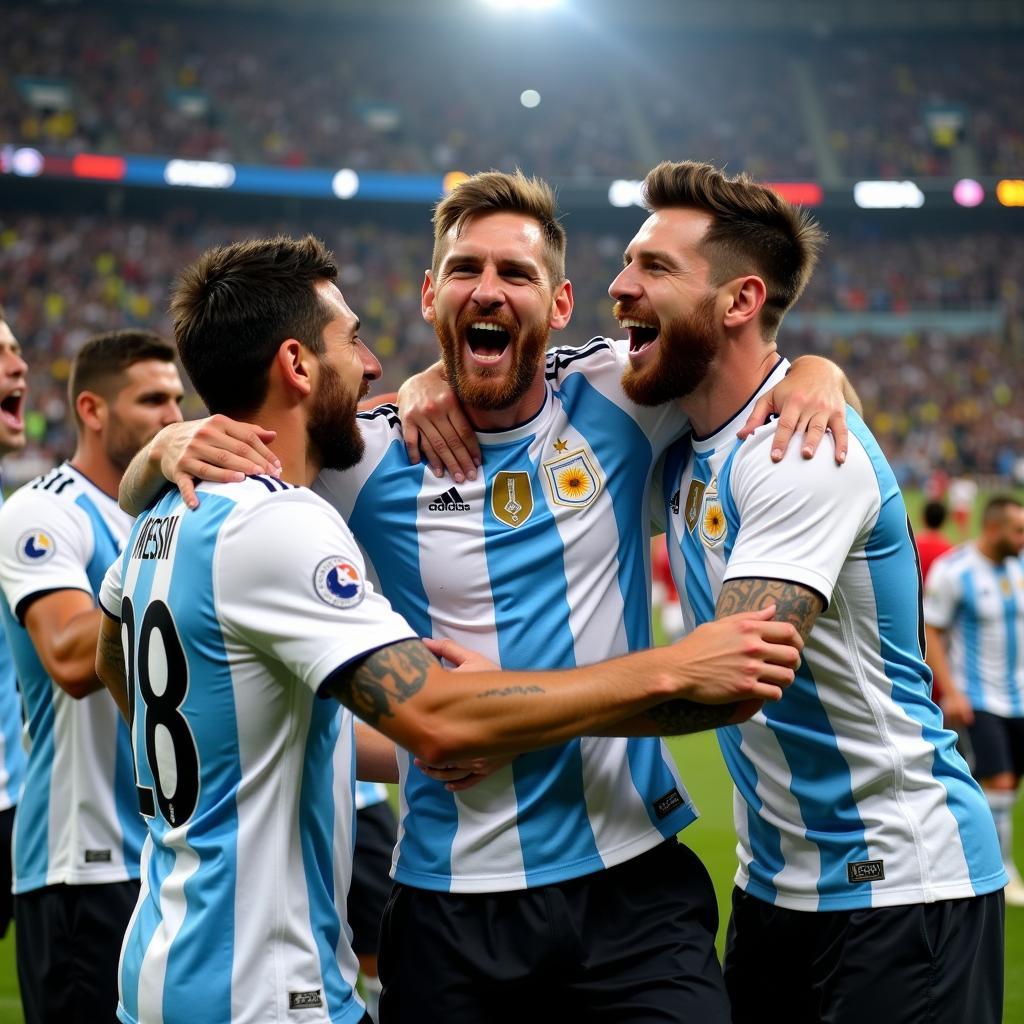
[274,338,314,400]
[76,391,106,432]
[549,279,574,332]
[421,270,436,324]
[722,275,767,330]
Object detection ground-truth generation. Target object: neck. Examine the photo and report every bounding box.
[462,370,547,433]
[69,442,120,500]
[976,539,1004,565]
[677,336,779,437]
[247,406,321,487]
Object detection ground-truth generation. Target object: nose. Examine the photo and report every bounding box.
[471,266,504,310]
[1,352,27,380]
[359,341,382,382]
[608,265,641,301]
[164,401,184,426]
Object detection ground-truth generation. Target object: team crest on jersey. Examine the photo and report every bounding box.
[684,480,705,532]
[491,471,533,528]
[17,529,55,564]
[698,478,728,549]
[313,557,364,608]
[543,448,601,509]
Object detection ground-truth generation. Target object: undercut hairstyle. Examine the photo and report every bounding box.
[982,494,1023,527]
[642,160,826,340]
[923,500,948,530]
[431,170,566,286]
[171,234,338,416]
[69,329,176,426]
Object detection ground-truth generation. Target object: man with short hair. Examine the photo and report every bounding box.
[0,328,184,1023]
[917,499,953,583]
[101,233,803,1024]
[0,306,29,946]
[609,159,1005,1024]
[925,495,1024,907]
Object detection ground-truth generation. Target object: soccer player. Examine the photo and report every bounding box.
[0,329,184,1023]
[916,499,953,583]
[608,160,1005,1024]
[99,234,804,1024]
[122,176,850,1023]
[924,495,1024,906]
[0,307,29,946]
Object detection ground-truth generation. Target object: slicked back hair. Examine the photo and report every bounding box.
[171,234,338,416]
[642,160,825,339]
[431,170,566,287]
[69,329,176,427]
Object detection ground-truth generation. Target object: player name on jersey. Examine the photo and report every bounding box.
[131,513,181,561]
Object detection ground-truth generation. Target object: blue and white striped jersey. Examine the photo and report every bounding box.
[355,780,389,811]
[99,477,415,1024]
[0,462,143,892]
[656,360,1005,910]
[924,545,1024,717]
[0,486,26,813]
[315,338,695,893]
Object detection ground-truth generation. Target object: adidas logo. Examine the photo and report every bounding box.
[428,487,470,512]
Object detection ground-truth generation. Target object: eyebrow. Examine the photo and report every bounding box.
[624,248,681,269]
[444,252,539,275]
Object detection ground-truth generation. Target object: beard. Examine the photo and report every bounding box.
[105,419,161,475]
[434,306,549,411]
[619,293,720,407]
[307,358,365,472]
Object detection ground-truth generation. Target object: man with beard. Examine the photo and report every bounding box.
[0,329,183,1023]
[120,177,850,1022]
[609,160,1005,1024]
[100,234,804,1024]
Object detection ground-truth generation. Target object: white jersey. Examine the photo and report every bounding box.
[0,462,144,891]
[315,338,693,893]
[657,359,1005,911]
[99,477,415,1024]
[355,781,389,811]
[923,544,1024,717]
[0,485,26,812]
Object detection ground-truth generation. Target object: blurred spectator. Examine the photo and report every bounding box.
[917,500,954,582]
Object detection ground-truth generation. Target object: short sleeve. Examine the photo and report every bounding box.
[922,555,960,630]
[724,426,880,607]
[99,552,124,621]
[213,491,417,696]
[0,489,95,623]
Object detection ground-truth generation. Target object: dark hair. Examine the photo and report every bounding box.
[922,500,948,530]
[69,329,176,426]
[171,234,338,416]
[641,160,825,340]
[982,494,1023,527]
[0,304,6,325]
[432,170,566,286]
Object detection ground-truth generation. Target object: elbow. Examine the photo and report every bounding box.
[400,717,481,766]
[50,662,100,700]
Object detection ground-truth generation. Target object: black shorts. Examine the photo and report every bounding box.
[0,805,14,938]
[966,709,1024,780]
[14,879,140,1024]
[724,886,1004,1024]
[348,800,397,956]
[378,838,729,1024]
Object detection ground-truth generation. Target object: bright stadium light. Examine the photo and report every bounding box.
[853,180,925,209]
[164,159,236,189]
[952,178,984,208]
[331,168,360,199]
[11,147,44,177]
[520,89,541,109]
[996,179,1024,207]
[483,0,563,10]
[608,179,644,208]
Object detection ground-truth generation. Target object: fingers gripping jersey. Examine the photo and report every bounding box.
[923,545,1024,717]
[316,338,695,893]
[0,462,143,891]
[657,359,1005,911]
[0,486,26,813]
[99,478,415,1024]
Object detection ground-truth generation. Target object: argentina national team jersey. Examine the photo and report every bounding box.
[657,359,1005,911]
[99,477,415,1024]
[0,462,143,891]
[0,486,26,813]
[315,338,695,893]
[924,545,1024,717]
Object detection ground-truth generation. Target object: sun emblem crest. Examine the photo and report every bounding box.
[698,477,728,549]
[543,448,601,509]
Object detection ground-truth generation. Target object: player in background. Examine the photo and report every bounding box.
[605,159,1005,1024]
[924,495,1024,907]
[0,307,28,948]
[0,330,183,1023]
[916,499,953,583]
[98,234,804,1024]
[121,175,851,1023]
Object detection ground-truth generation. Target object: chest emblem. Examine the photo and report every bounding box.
[699,478,728,549]
[491,471,534,528]
[684,479,705,532]
[543,448,601,510]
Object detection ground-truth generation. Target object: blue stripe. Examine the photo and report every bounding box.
[348,443,462,885]
[120,839,170,1021]
[479,440,600,882]
[960,570,985,710]
[624,736,698,835]
[999,566,1023,715]
[679,457,716,623]
[0,636,25,806]
[851,413,1002,891]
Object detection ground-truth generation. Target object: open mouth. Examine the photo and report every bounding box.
[0,390,24,431]
[465,321,511,364]
[620,318,660,355]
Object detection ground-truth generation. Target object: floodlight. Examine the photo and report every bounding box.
[483,0,563,11]
[520,90,541,108]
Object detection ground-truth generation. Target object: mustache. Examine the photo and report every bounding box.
[612,300,659,326]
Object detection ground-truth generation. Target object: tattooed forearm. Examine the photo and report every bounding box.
[329,639,435,726]
[717,578,823,641]
[642,698,739,735]
[96,619,130,721]
[477,685,544,698]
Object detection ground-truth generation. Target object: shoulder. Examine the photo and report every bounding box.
[544,337,623,381]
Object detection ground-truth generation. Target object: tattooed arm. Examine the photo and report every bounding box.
[322,612,800,763]
[95,611,130,721]
[716,577,824,643]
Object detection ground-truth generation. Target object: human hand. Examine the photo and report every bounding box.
[940,689,975,728]
[423,636,499,672]
[413,753,515,792]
